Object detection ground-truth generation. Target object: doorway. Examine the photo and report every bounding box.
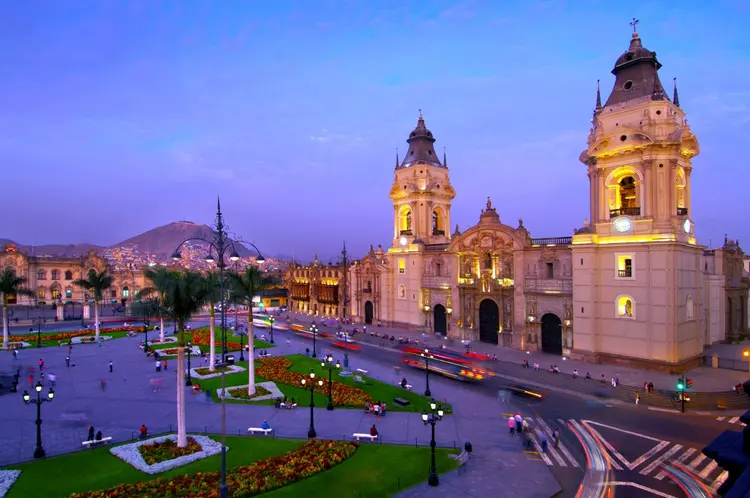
[364,301,373,325]
[433,304,447,335]
[479,299,499,344]
[541,313,563,355]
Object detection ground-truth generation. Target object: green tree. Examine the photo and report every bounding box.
[72,269,114,341]
[229,267,277,395]
[139,266,173,342]
[0,268,34,348]
[160,270,208,447]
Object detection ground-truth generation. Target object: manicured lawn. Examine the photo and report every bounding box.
[197,354,452,413]
[5,436,458,498]
[14,331,142,349]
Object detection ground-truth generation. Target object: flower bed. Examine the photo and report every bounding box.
[70,335,112,344]
[147,337,177,345]
[190,328,245,350]
[71,440,357,498]
[4,342,30,350]
[228,385,271,400]
[138,437,202,465]
[108,434,224,475]
[156,345,201,356]
[190,364,246,380]
[257,357,372,407]
[0,470,21,498]
[8,326,152,343]
[218,381,283,401]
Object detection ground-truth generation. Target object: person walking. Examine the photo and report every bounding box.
[155,360,161,372]
[12,349,17,360]
[65,356,71,367]
[635,392,640,405]
[508,416,516,435]
[38,358,44,371]
[48,373,56,387]
[109,361,113,373]
[514,412,523,434]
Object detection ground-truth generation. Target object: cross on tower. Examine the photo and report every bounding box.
[418,108,423,118]
[630,18,639,32]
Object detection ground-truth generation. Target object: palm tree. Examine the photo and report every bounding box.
[229,267,277,395]
[200,272,221,372]
[0,268,34,349]
[160,270,207,448]
[72,269,113,341]
[140,267,173,342]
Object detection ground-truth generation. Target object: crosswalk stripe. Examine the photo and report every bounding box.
[655,447,696,480]
[640,444,683,476]
[729,417,740,424]
[687,453,706,471]
[579,422,625,470]
[527,433,553,465]
[712,470,729,492]
[533,428,566,466]
[629,441,671,471]
[535,418,580,468]
[698,460,718,480]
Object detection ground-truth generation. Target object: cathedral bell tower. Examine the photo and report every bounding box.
[389,112,456,250]
[571,24,703,369]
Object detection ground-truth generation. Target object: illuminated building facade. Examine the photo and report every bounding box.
[287,255,346,317]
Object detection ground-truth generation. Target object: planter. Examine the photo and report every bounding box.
[157,345,201,357]
[217,381,283,401]
[190,364,245,380]
[4,342,31,350]
[147,337,177,345]
[70,336,113,344]
[110,434,225,475]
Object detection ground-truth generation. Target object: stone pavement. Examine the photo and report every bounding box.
[0,325,561,498]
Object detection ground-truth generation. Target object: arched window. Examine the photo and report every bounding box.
[65,287,72,298]
[37,270,47,280]
[676,168,687,214]
[51,270,60,280]
[619,177,637,210]
[432,209,443,235]
[607,168,642,218]
[616,295,635,318]
[686,295,694,321]
[51,285,61,299]
[38,289,46,299]
[65,270,73,280]
[123,286,130,298]
[398,285,406,299]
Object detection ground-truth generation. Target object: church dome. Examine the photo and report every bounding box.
[603,31,669,107]
[398,113,444,169]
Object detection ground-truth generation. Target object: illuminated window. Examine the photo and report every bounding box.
[51,288,60,299]
[51,270,60,280]
[65,288,72,298]
[123,287,130,297]
[616,295,635,319]
[619,177,637,209]
[65,270,73,280]
[37,270,47,280]
[615,254,634,279]
[686,295,694,321]
[398,259,406,274]
[398,285,406,299]
[399,206,412,234]
[38,289,46,299]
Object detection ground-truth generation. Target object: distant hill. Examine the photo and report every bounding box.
[0,239,103,258]
[113,221,254,260]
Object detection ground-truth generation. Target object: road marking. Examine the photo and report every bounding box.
[655,447,696,480]
[711,470,729,491]
[607,482,677,498]
[640,443,683,476]
[579,423,624,470]
[729,416,740,424]
[628,441,671,471]
[527,433,553,465]
[533,428,566,466]
[536,418,580,468]
[647,407,681,413]
[686,453,706,471]
[698,460,718,480]
[582,420,663,442]
[716,416,726,421]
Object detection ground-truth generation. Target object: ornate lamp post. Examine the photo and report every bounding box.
[300,371,323,438]
[185,342,193,386]
[310,323,318,358]
[81,292,89,328]
[420,348,434,397]
[32,318,46,348]
[422,400,444,487]
[238,326,246,362]
[171,198,265,498]
[143,303,151,354]
[23,381,55,459]
[321,354,340,410]
[269,316,275,344]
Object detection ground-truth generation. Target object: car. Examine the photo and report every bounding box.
[506,385,546,399]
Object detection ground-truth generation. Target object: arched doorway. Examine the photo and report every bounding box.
[479,299,499,344]
[541,313,563,355]
[434,304,447,335]
[364,301,373,325]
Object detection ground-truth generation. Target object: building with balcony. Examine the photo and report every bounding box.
[286,255,346,317]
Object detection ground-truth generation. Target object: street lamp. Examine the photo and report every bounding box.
[143,304,151,354]
[321,354,340,411]
[170,198,264,498]
[420,348,434,397]
[32,318,46,348]
[238,326,246,362]
[421,399,444,487]
[310,323,318,358]
[300,371,323,438]
[23,381,55,459]
[185,342,193,386]
[81,292,89,328]
[269,316,275,344]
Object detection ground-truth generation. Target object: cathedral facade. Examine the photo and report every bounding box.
[287,30,749,370]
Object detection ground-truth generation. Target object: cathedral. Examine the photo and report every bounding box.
[287,29,749,370]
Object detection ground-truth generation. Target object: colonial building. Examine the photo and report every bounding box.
[0,243,148,314]
[287,254,347,317]
[287,29,749,369]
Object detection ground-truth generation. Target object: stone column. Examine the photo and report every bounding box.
[83,304,91,319]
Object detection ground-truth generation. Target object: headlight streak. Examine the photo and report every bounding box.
[569,420,612,498]
[661,462,712,498]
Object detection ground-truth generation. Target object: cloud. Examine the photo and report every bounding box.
[309,129,363,144]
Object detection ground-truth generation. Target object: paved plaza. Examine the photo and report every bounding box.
[0,323,561,497]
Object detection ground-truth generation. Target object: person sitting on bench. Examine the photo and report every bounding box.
[364,401,371,412]
[370,425,378,438]
[139,424,148,440]
[95,430,103,441]
[261,420,271,431]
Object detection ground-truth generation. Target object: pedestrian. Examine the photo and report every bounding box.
[635,392,640,405]
[514,412,523,434]
[88,426,95,441]
[643,381,648,392]
[12,349,17,360]
[109,360,113,373]
[155,360,161,372]
[48,373,56,387]
[38,358,44,371]
[162,360,167,371]
[27,374,33,386]
[100,378,107,391]
[508,416,515,435]
[540,433,548,453]
[65,356,70,367]
[68,343,73,354]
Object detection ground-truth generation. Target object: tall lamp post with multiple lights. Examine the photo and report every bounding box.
[32,318,46,349]
[310,323,318,358]
[238,325,246,362]
[171,198,265,498]
[185,341,193,386]
[420,348,434,397]
[269,316,275,344]
[321,354,340,410]
[23,381,55,459]
[422,400,444,487]
[301,371,324,438]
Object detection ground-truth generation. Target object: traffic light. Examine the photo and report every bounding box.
[686,378,693,389]
[676,378,685,390]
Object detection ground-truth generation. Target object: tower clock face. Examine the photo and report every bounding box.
[613,217,632,233]
[399,236,408,246]
[683,219,691,233]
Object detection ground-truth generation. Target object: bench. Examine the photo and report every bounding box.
[452,450,470,465]
[356,368,368,375]
[353,433,378,442]
[82,437,112,447]
[353,375,365,383]
[395,382,413,391]
[393,397,410,406]
[247,427,273,435]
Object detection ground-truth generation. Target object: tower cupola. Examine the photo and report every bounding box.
[398,111,443,169]
[604,28,669,107]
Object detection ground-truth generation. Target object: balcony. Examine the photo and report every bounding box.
[618,269,632,278]
[524,278,572,294]
[422,275,452,289]
[432,229,445,236]
[400,230,413,236]
[610,207,641,217]
[531,237,572,246]
[677,207,689,216]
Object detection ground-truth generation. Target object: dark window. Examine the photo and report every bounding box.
[546,262,554,279]
[624,80,633,90]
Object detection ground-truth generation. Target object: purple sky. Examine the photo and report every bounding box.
[1,1,748,259]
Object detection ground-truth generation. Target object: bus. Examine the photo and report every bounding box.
[290,324,332,340]
[400,346,493,382]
